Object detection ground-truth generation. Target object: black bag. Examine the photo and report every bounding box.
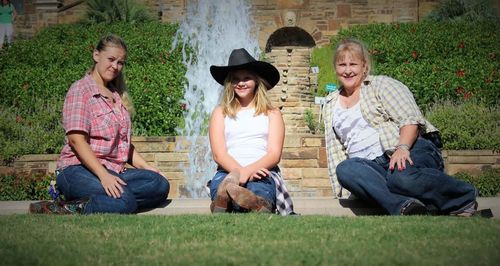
[422,131,443,149]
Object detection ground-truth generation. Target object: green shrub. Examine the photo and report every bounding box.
[330,21,499,108]
[304,108,317,134]
[0,174,53,200]
[426,0,499,22]
[85,0,154,24]
[454,168,500,197]
[425,101,500,150]
[0,22,187,163]
[310,46,337,96]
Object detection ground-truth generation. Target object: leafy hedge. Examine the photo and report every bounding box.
[330,21,499,108]
[425,101,500,150]
[0,22,187,163]
[455,169,500,197]
[0,174,52,201]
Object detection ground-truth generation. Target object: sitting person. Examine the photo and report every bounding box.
[30,34,169,214]
[323,38,477,216]
[208,48,295,215]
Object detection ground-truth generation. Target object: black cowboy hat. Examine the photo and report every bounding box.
[210,48,280,88]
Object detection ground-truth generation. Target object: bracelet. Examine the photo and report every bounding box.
[395,144,410,151]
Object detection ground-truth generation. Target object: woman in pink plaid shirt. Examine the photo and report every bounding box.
[30,35,170,214]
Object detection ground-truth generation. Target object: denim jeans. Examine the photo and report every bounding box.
[336,137,477,215]
[209,170,276,212]
[56,165,170,214]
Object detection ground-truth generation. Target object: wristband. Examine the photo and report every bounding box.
[395,144,410,151]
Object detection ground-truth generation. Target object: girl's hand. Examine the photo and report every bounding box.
[249,168,270,181]
[389,148,414,171]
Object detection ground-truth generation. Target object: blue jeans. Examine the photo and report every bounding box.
[209,170,277,212]
[56,165,170,214]
[336,138,477,215]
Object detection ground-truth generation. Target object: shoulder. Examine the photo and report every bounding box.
[367,75,407,89]
[268,108,282,117]
[67,74,98,97]
[210,105,225,120]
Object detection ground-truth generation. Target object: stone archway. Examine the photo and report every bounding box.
[265,26,316,53]
[265,27,319,134]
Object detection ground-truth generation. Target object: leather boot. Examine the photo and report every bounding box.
[226,183,272,213]
[211,172,239,213]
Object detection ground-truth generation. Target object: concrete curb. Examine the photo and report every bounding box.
[1,197,499,218]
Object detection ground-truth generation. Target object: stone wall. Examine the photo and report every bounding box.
[4,136,499,199]
[14,0,442,43]
[157,0,442,48]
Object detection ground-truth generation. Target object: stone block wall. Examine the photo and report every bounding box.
[4,136,499,199]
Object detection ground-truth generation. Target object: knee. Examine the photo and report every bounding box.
[336,159,363,184]
[152,174,170,198]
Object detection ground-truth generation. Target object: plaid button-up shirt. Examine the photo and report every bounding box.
[323,75,438,198]
[57,74,132,173]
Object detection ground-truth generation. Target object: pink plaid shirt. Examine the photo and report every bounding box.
[57,74,132,173]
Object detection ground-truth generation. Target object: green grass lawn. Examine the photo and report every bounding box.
[1,214,499,265]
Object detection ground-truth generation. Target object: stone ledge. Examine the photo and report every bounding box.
[2,197,498,218]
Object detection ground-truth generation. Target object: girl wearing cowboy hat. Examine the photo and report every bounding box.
[208,48,295,215]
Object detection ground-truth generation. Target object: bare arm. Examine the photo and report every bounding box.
[128,144,165,177]
[67,131,126,198]
[208,106,242,172]
[12,7,17,21]
[389,124,418,171]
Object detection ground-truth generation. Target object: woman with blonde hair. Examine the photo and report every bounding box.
[324,38,477,216]
[30,34,169,214]
[208,48,295,215]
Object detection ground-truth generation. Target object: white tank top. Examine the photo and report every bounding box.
[224,108,269,166]
[333,98,384,160]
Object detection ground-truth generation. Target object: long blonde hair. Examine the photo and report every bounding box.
[92,34,135,116]
[333,38,372,76]
[221,71,274,118]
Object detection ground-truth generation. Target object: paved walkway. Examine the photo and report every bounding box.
[1,197,498,217]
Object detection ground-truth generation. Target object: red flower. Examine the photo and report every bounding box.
[463,91,472,100]
[458,42,465,49]
[455,86,465,94]
[15,115,23,123]
[411,51,418,59]
[456,70,465,77]
[180,103,187,110]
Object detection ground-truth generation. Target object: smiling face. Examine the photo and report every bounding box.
[335,51,367,92]
[92,46,127,85]
[230,69,257,104]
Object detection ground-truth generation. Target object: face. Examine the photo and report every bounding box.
[230,69,257,101]
[92,46,127,84]
[335,52,366,91]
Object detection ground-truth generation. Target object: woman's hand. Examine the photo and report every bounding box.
[100,172,127,198]
[389,148,414,171]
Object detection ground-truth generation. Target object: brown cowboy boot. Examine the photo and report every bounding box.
[226,183,273,213]
[211,172,240,213]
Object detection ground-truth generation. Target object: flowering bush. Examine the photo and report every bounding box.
[0,22,187,163]
[330,21,499,108]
